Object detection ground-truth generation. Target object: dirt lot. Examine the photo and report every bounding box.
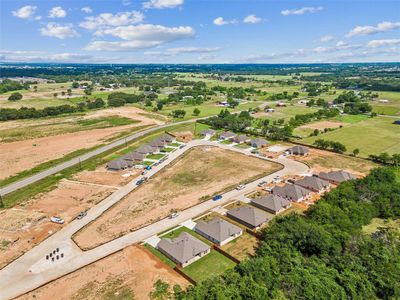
[297,121,345,130]
[293,147,377,176]
[18,245,189,300]
[74,146,281,250]
[0,180,113,269]
[221,232,259,261]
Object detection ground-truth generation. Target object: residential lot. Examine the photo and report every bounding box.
[221,232,259,261]
[73,146,281,250]
[17,245,189,300]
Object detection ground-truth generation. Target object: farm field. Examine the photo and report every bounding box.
[370,91,400,116]
[73,146,281,250]
[255,104,319,121]
[17,245,188,300]
[301,116,400,157]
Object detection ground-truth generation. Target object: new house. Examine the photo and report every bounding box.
[250,138,269,148]
[287,145,309,156]
[194,217,243,246]
[233,134,251,144]
[251,194,291,215]
[226,205,270,229]
[136,144,157,155]
[159,133,175,143]
[272,183,311,202]
[200,129,216,137]
[157,232,211,267]
[149,138,167,150]
[219,131,236,140]
[121,151,145,163]
[294,176,330,194]
[317,170,356,185]
[106,158,129,171]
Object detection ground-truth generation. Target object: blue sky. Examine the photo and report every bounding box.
[1,0,399,63]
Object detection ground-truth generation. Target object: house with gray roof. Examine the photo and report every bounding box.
[287,145,309,156]
[219,131,236,140]
[136,144,157,155]
[106,158,129,171]
[200,129,216,137]
[294,176,330,194]
[226,205,270,229]
[194,217,243,246]
[157,232,211,267]
[250,138,268,148]
[159,133,175,143]
[317,170,356,185]
[149,138,167,149]
[233,134,251,144]
[272,184,311,202]
[122,152,145,163]
[251,194,291,215]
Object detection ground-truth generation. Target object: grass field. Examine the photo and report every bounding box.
[183,250,236,282]
[371,91,400,116]
[302,116,400,157]
[362,218,400,235]
[258,104,319,121]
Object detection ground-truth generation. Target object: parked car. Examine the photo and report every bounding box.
[76,211,87,220]
[236,184,245,190]
[272,176,281,183]
[50,216,64,224]
[145,166,152,170]
[258,180,267,187]
[213,194,223,201]
[136,178,145,185]
[179,144,186,149]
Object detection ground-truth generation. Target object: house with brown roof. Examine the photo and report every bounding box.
[251,194,291,215]
[219,131,236,140]
[200,129,216,137]
[294,176,330,194]
[194,217,243,246]
[121,151,145,163]
[317,170,356,185]
[226,205,270,229]
[136,144,157,155]
[106,158,129,171]
[149,138,167,150]
[233,134,251,144]
[287,145,309,156]
[157,232,211,267]
[159,133,175,143]
[272,183,311,202]
[250,138,268,148]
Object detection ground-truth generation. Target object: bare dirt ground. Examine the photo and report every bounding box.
[0,180,113,269]
[74,146,281,250]
[221,233,258,261]
[293,148,377,176]
[18,245,189,300]
[72,166,141,187]
[297,121,345,130]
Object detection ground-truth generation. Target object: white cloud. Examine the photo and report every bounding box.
[143,0,183,9]
[12,5,40,20]
[145,46,220,56]
[85,24,195,51]
[346,21,400,37]
[213,17,237,26]
[336,41,347,47]
[319,35,334,42]
[281,6,323,16]
[367,39,400,48]
[0,52,117,63]
[48,6,66,18]
[80,11,144,30]
[40,23,79,39]
[81,7,93,14]
[243,14,262,24]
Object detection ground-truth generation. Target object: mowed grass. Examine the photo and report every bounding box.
[302,116,400,157]
[183,250,237,283]
[371,91,400,116]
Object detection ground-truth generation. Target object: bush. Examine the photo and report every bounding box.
[8,92,23,101]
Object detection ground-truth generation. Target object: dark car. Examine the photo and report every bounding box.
[213,194,222,201]
[76,211,87,220]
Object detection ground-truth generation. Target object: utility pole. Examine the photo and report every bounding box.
[79,158,82,170]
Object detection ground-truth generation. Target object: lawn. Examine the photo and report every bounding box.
[183,250,237,283]
[302,116,400,157]
[221,232,259,261]
[362,218,400,235]
[234,143,251,149]
[219,140,233,145]
[168,142,181,147]
[143,243,176,268]
[146,153,166,160]
[161,147,175,153]
[371,91,400,116]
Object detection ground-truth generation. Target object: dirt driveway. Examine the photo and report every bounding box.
[74,146,281,250]
[17,245,188,300]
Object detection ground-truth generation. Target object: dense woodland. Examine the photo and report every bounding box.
[156,167,400,299]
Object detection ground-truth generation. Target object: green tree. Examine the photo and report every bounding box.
[353,148,360,156]
[8,92,23,101]
[193,108,200,116]
[150,280,171,300]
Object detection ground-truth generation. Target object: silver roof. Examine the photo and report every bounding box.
[272,183,311,201]
[227,205,270,227]
[251,194,290,213]
[195,217,242,242]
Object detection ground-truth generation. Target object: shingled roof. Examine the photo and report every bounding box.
[121,152,145,162]
[157,232,210,265]
[318,170,356,184]
[227,205,270,228]
[195,217,242,243]
[201,129,216,136]
[159,133,175,143]
[107,158,129,170]
[251,194,291,213]
[250,138,268,148]
[219,131,236,139]
[288,145,309,155]
[136,144,157,154]
[295,176,330,192]
[149,138,167,148]
[272,184,311,201]
[233,134,251,143]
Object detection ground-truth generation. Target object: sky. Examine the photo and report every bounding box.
[0,0,399,64]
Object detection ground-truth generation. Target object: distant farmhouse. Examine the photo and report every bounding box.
[157,232,211,267]
[195,217,243,246]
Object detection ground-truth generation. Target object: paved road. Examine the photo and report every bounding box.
[0,119,197,197]
[0,139,309,300]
